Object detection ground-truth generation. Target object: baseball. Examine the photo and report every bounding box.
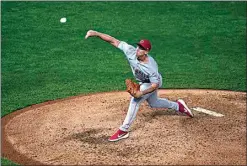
[60,17,67,23]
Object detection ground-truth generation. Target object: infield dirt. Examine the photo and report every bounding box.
[2,89,246,165]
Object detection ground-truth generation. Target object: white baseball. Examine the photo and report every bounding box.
[60,17,67,23]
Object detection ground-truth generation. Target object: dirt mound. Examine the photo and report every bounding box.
[2,89,246,165]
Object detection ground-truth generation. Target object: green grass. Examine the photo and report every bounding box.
[1,158,19,166]
[1,1,246,165]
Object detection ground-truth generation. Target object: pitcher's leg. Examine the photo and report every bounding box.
[119,97,146,131]
[147,91,179,111]
[147,91,194,117]
[119,83,153,131]
[108,95,150,142]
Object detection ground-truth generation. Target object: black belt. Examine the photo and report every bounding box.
[142,80,151,83]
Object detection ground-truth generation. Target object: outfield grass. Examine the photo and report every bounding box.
[1,2,246,165]
[1,158,18,166]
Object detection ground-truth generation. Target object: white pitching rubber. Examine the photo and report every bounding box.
[192,107,224,117]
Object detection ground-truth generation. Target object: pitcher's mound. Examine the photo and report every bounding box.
[2,89,246,165]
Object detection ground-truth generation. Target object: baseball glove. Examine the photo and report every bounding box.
[125,79,140,97]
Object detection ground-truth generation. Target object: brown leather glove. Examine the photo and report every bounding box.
[125,79,141,98]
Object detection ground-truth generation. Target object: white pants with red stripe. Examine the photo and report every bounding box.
[119,83,179,132]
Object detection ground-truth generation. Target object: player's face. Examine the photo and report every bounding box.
[136,46,148,57]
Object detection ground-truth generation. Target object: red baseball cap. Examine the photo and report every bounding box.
[137,39,152,51]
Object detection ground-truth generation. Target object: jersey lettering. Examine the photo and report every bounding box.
[134,69,149,82]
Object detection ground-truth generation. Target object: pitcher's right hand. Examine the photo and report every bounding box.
[85,30,98,39]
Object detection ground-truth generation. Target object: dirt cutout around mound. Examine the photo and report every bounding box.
[2,89,246,165]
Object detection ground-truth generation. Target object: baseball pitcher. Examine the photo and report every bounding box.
[85,30,194,142]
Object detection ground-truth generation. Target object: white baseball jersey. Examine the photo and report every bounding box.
[117,41,179,133]
[118,41,162,86]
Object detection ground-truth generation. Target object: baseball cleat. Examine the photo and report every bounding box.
[108,129,129,142]
[177,99,194,118]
